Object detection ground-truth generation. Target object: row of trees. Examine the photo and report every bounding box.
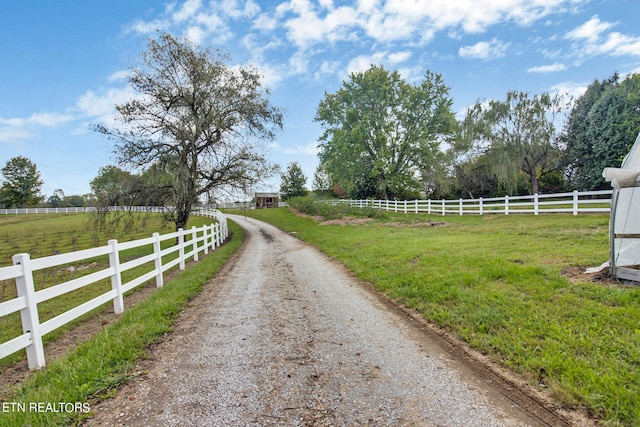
[313,66,640,200]
[7,34,639,228]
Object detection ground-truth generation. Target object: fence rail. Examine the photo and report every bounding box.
[327,190,613,216]
[0,208,228,370]
[0,206,172,215]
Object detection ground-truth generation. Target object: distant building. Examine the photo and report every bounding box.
[254,192,280,208]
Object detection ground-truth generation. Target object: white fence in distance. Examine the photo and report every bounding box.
[0,206,170,215]
[328,190,613,216]
[0,208,228,370]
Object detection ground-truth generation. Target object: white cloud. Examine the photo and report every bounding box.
[282,142,319,155]
[346,52,389,74]
[565,15,640,60]
[527,62,567,73]
[314,60,341,80]
[388,51,412,64]
[253,13,279,31]
[565,15,613,42]
[0,127,32,143]
[128,18,171,34]
[599,32,640,57]
[184,25,208,44]
[172,0,202,23]
[0,113,74,128]
[220,0,260,18]
[549,81,589,100]
[107,70,131,82]
[459,38,509,60]
[75,87,139,123]
[252,61,288,88]
[0,113,75,143]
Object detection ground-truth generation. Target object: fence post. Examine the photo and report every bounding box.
[178,228,185,270]
[153,232,164,288]
[12,253,45,369]
[573,190,579,215]
[108,240,124,314]
[415,199,419,214]
[441,199,445,216]
[203,225,209,255]
[479,197,483,215]
[427,199,431,214]
[534,193,539,215]
[459,198,463,216]
[192,226,198,262]
[505,195,510,215]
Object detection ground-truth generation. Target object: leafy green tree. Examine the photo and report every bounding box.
[461,91,566,195]
[312,163,332,197]
[280,162,307,200]
[564,73,640,190]
[90,164,173,208]
[47,188,65,208]
[0,156,44,208]
[90,165,137,206]
[315,65,456,199]
[96,33,283,230]
[63,194,87,207]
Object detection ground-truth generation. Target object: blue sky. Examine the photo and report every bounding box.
[2,0,640,199]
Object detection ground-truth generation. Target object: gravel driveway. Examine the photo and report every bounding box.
[85,214,568,426]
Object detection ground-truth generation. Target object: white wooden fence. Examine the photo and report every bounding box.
[328,190,613,216]
[0,206,171,215]
[0,208,228,370]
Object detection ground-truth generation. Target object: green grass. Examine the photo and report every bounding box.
[0,213,220,372]
[0,220,243,427]
[241,205,639,427]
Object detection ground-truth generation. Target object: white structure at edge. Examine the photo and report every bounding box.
[603,132,640,281]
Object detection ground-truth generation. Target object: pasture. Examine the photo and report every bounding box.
[0,213,216,371]
[242,206,640,427]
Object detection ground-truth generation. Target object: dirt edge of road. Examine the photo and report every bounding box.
[341,272,596,427]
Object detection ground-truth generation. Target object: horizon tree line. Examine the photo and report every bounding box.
[3,34,638,211]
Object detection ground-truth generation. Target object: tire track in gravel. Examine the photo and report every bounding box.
[85,214,585,426]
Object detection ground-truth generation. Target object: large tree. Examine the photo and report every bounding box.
[0,156,44,208]
[280,162,307,200]
[564,73,640,190]
[315,65,456,199]
[96,33,283,230]
[461,91,566,195]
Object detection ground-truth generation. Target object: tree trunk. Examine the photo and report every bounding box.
[530,173,540,195]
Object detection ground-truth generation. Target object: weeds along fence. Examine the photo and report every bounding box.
[327,190,613,216]
[0,208,228,370]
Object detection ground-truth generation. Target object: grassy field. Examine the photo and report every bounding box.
[0,214,243,427]
[240,204,639,427]
[0,212,219,371]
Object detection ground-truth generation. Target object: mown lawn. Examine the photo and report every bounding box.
[241,206,639,427]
